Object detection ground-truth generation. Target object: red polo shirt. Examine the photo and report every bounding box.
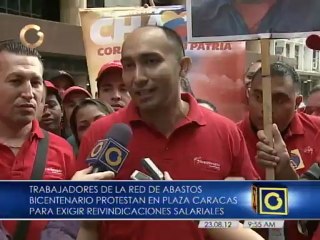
[312,225,320,240]
[78,93,259,240]
[0,120,76,240]
[238,112,320,240]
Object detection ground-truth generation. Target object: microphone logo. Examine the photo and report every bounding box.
[105,147,122,167]
[88,138,129,173]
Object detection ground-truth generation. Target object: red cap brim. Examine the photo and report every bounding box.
[306,34,320,51]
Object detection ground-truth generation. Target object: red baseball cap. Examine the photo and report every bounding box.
[62,86,92,103]
[44,80,61,103]
[306,34,320,51]
[45,80,58,91]
[96,61,123,83]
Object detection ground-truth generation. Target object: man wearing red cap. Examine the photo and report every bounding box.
[40,81,63,136]
[62,86,92,137]
[62,86,92,154]
[96,61,131,111]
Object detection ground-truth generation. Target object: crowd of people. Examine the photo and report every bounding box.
[1,21,320,240]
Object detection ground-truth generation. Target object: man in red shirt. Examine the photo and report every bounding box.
[96,61,131,111]
[238,62,320,240]
[40,81,63,136]
[75,25,260,240]
[0,40,76,240]
[305,85,320,117]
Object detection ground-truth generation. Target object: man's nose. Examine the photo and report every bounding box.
[133,65,148,87]
[21,82,34,100]
[111,90,121,100]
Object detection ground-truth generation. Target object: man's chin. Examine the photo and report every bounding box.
[13,116,34,127]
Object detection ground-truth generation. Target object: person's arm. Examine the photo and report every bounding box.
[206,223,264,240]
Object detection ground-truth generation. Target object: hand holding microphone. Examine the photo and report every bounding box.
[72,167,115,181]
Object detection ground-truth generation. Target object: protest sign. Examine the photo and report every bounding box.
[79,6,247,121]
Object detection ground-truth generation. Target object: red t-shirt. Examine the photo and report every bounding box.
[0,120,76,240]
[78,93,259,240]
[238,112,320,240]
[312,224,320,240]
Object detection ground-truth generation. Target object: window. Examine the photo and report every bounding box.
[286,44,290,57]
[31,0,41,18]
[295,45,300,69]
[87,0,104,8]
[0,0,6,8]
[0,0,45,18]
[20,0,31,17]
[7,0,19,14]
[0,0,6,13]
[313,50,319,71]
[275,41,284,55]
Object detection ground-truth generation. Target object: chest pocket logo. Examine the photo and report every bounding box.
[290,149,305,170]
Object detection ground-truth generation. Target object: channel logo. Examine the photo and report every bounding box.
[252,184,288,215]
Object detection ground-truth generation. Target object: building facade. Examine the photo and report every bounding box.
[0,0,140,89]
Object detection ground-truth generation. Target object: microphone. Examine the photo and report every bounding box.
[300,163,320,180]
[141,158,164,180]
[86,123,133,173]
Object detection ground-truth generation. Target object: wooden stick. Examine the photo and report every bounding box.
[260,39,275,180]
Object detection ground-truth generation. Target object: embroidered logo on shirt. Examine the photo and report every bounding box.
[193,157,221,171]
[45,167,63,175]
[290,149,305,170]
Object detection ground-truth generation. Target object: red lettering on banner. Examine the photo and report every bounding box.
[187,43,232,51]
[97,46,122,56]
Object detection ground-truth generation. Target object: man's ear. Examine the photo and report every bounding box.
[179,57,192,78]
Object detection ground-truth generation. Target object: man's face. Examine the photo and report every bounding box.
[40,93,62,133]
[248,71,300,132]
[0,51,44,127]
[121,28,182,111]
[52,76,73,96]
[63,92,89,126]
[306,91,320,116]
[97,69,131,111]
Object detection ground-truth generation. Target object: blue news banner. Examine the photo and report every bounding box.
[0,181,317,219]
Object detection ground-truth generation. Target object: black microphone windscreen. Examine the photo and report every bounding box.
[106,123,133,147]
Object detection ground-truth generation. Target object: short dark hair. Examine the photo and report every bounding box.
[136,25,185,59]
[0,40,42,62]
[310,85,320,95]
[252,62,301,92]
[197,98,217,112]
[70,99,114,146]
